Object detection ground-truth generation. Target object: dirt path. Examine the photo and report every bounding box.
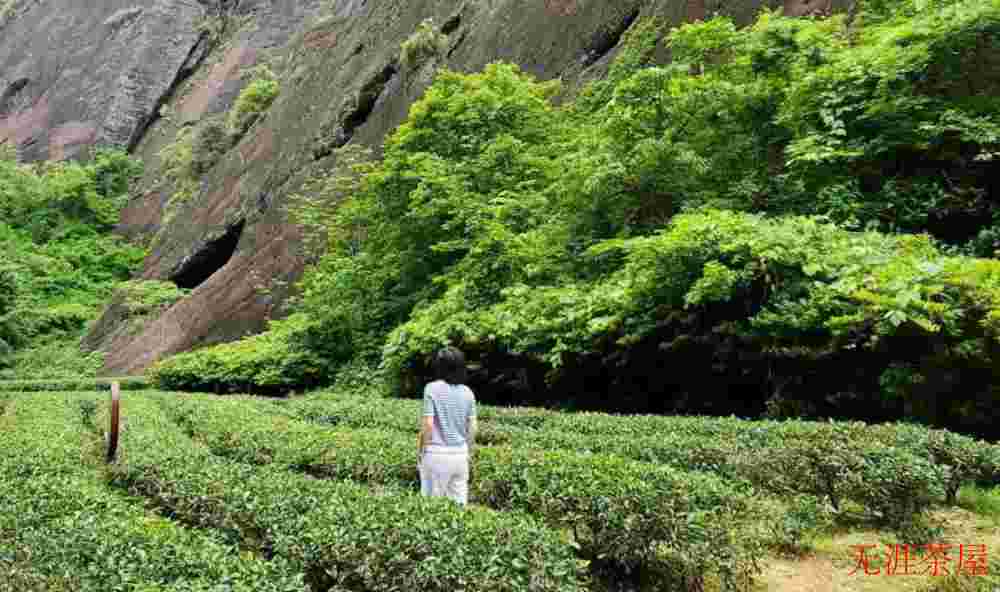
[754,509,999,592]
[759,555,834,592]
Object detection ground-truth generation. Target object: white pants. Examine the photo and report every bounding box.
[419,449,469,506]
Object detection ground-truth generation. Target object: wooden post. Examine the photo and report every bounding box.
[107,381,121,463]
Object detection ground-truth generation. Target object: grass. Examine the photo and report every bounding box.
[956,486,1000,524]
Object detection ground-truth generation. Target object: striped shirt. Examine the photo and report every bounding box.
[422,380,476,449]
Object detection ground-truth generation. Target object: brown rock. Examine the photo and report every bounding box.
[178,45,259,123]
[545,0,579,17]
[304,30,339,49]
[783,0,834,17]
[117,190,166,240]
[102,220,301,374]
[48,121,98,161]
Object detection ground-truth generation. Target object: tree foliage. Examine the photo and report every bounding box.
[0,150,144,374]
[156,0,1000,434]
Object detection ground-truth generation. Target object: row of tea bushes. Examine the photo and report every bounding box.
[269,389,550,434]
[277,393,998,513]
[161,394,765,589]
[0,393,309,592]
[108,395,588,592]
[866,423,1000,497]
[0,377,150,393]
[270,396,951,525]
[273,394,558,445]
[499,421,947,527]
[275,393,435,432]
[536,414,1000,502]
[499,410,998,484]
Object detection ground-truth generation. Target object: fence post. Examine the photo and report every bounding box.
[107,381,121,463]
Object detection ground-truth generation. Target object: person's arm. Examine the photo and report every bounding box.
[467,395,477,456]
[467,415,477,456]
[418,416,434,461]
[418,390,434,463]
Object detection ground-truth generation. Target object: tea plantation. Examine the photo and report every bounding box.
[2,387,998,591]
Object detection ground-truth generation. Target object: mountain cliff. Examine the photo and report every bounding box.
[4,0,834,374]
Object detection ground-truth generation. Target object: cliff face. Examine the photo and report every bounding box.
[0,0,205,161]
[1,0,834,375]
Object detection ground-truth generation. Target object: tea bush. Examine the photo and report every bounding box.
[160,393,764,589]
[4,389,996,587]
[0,394,309,591]
[108,394,588,592]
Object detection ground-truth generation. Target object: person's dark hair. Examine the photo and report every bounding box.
[433,346,467,385]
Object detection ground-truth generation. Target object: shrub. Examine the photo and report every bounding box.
[190,116,229,175]
[150,313,352,393]
[290,62,562,369]
[227,66,280,137]
[0,139,15,161]
[88,147,144,204]
[155,116,232,233]
[0,264,20,355]
[0,148,141,241]
[400,18,449,71]
[0,151,144,363]
[383,209,1000,416]
[157,126,200,215]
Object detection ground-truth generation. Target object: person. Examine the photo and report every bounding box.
[417,346,477,506]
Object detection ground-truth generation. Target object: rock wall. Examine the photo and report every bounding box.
[2,0,840,375]
[0,0,207,161]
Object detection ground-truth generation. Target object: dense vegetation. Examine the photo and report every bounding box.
[0,149,145,378]
[154,0,1000,438]
[3,387,998,590]
[0,393,308,591]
